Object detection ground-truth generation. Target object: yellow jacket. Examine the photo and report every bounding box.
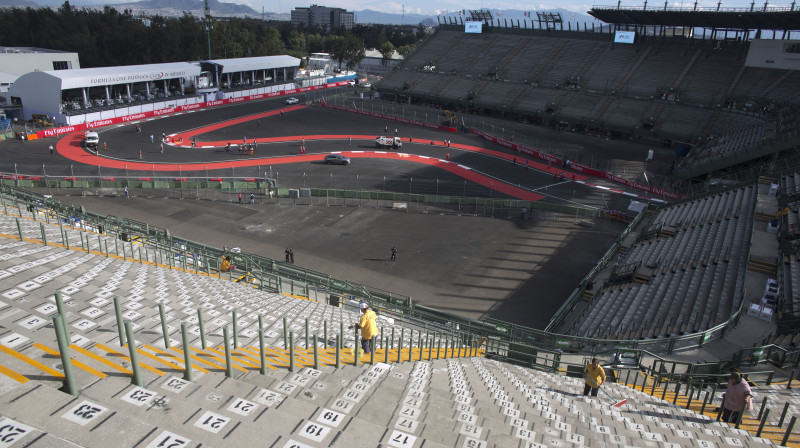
[358,310,379,339]
[585,364,606,387]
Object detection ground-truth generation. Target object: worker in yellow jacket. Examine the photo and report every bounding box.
[350,303,379,354]
[584,358,606,397]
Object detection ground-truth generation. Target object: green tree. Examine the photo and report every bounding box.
[379,40,395,68]
[397,44,416,59]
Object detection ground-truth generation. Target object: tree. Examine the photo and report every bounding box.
[343,34,365,70]
[397,44,416,59]
[379,41,395,68]
[328,35,346,69]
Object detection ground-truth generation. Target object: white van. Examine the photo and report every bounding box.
[84,131,99,149]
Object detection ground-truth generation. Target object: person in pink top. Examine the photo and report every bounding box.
[722,372,752,423]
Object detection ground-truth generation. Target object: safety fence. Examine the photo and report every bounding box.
[0,173,600,220]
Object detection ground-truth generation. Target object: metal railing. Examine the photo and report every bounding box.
[0,183,781,372]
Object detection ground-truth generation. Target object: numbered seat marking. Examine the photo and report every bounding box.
[161,376,191,394]
[143,430,191,448]
[315,408,345,428]
[62,400,108,426]
[387,430,417,448]
[193,410,231,434]
[297,421,332,443]
[227,398,259,417]
[0,417,33,448]
[121,386,158,407]
[252,389,284,407]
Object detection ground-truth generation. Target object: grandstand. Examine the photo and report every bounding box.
[1,183,800,447]
[378,7,800,181]
[554,184,758,340]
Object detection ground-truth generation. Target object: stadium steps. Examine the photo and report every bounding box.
[472,81,490,101]
[723,64,749,104]
[613,45,653,93]
[552,91,569,111]
[748,257,778,276]
[458,35,499,73]
[633,270,651,284]
[650,103,667,130]
[760,69,796,98]
[755,211,775,222]
[701,109,722,138]
[671,48,703,91]
[759,175,778,185]
[616,371,800,446]
[503,83,529,108]
[432,76,456,95]
[496,37,532,73]
[433,33,467,68]
[576,41,610,79]
[593,45,653,121]
[529,39,568,83]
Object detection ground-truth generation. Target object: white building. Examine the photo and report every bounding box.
[0,47,80,95]
[356,48,403,74]
[8,55,300,123]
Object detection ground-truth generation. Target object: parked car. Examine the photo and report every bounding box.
[362,83,372,88]
[324,154,351,165]
[285,97,299,105]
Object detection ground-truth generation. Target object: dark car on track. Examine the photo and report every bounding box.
[324,154,351,165]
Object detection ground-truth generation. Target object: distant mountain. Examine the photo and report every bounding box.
[355,9,432,26]
[0,0,39,8]
[356,8,600,27]
[90,0,262,18]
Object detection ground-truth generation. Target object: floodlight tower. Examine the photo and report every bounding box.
[204,0,212,59]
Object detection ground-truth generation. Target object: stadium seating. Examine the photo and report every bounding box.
[567,185,757,339]
[380,29,799,179]
[1,188,799,446]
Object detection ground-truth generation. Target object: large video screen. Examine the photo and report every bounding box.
[465,21,483,34]
[614,31,635,44]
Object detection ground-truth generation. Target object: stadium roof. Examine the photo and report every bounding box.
[204,56,301,73]
[38,62,201,90]
[588,6,800,30]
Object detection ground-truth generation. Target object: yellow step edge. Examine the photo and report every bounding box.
[0,362,29,383]
[33,342,107,379]
[143,344,209,374]
[0,344,65,379]
[190,347,247,372]
[94,343,164,376]
[169,347,226,371]
[70,345,133,374]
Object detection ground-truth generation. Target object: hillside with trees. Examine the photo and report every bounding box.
[0,2,425,68]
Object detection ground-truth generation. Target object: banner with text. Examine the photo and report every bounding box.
[38,81,350,139]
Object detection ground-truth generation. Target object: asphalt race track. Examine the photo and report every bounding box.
[1,95,651,328]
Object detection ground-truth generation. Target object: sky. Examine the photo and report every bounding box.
[39,0,791,18]
[236,0,786,16]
